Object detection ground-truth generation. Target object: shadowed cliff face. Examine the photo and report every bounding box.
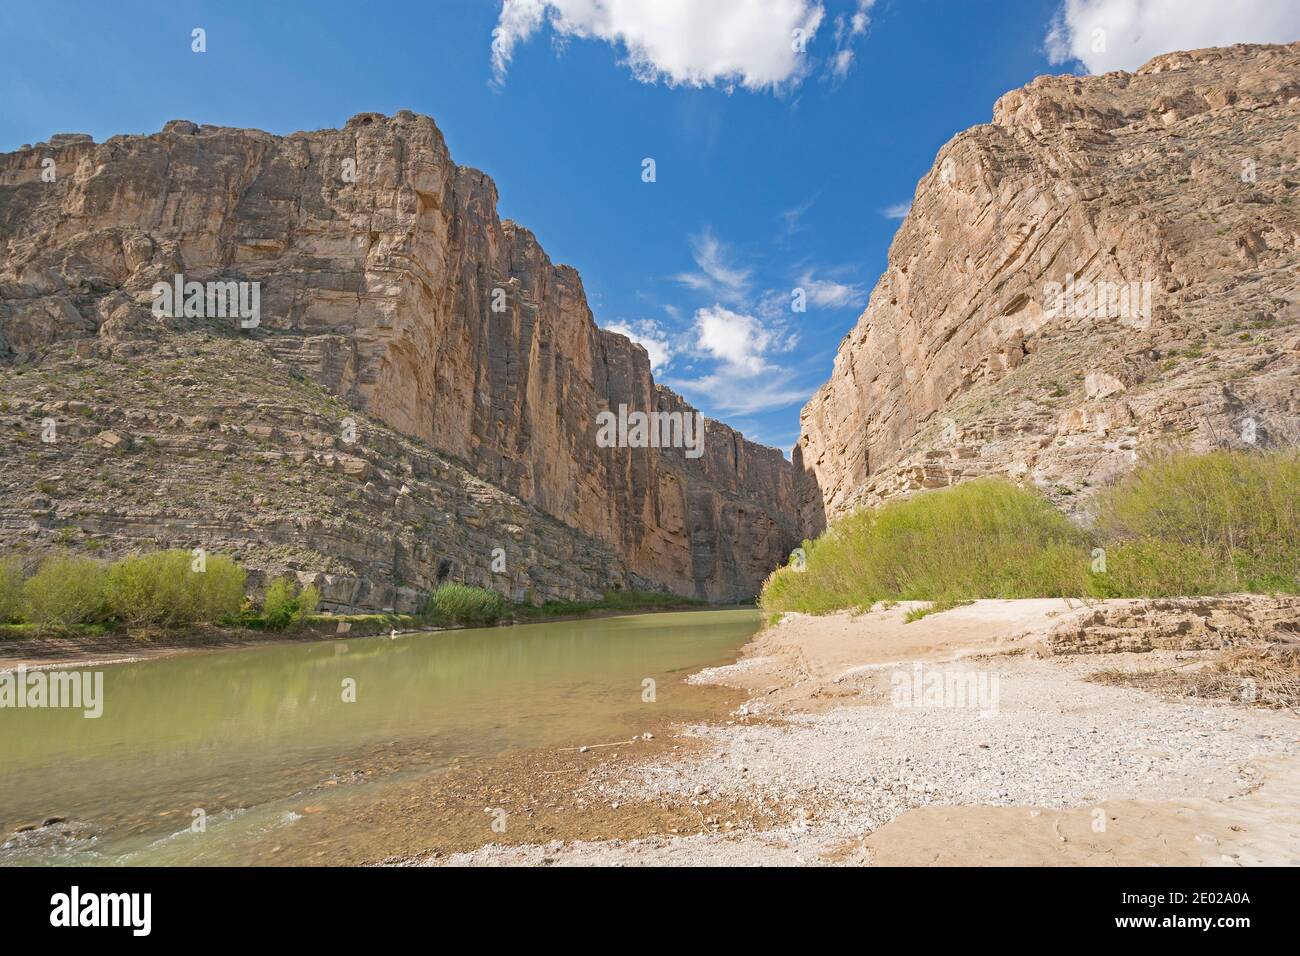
[795,42,1300,536]
[0,111,798,605]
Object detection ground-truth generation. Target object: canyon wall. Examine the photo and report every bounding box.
[0,112,798,606]
[796,42,1300,535]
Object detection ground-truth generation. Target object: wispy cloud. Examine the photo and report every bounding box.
[881,200,911,220]
[660,227,862,417]
[777,194,818,243]
[827,0,877,80]
[670,368,808,416]
[673,227,753,305]
[797,268,867,309]
[491,0,548,86]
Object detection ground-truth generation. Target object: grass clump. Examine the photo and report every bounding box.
[903,599,973,623]
[761,478,1091,615]
[421,582,507,627]
[104,550,246,627]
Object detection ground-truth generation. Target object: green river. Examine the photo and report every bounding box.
[0,608,760,865]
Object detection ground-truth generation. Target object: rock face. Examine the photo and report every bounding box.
[0,111,797,606]
[1040,596,1300,656]
[796,42,1300,535]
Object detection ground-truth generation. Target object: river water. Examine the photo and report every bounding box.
[0,608,760,865]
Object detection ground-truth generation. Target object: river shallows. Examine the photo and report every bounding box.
[0,609,759,865]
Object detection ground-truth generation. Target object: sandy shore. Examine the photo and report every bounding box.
[420,598,1300,866]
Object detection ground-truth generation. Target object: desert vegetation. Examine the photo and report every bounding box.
[420,584,706,628]
[421,582,508,627]
[0,550,327,635]
[258,576,322,630]
[760,450,1300,616]
[0,546,701,641]
[2,549,246,632]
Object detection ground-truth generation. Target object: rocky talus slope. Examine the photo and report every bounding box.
[796,42,1300,534]
[0,112,797,609]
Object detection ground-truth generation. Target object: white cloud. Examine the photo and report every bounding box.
[828,0,877,79]
[673,368,808,415]
[849,0,873,35]
[797,269,866,308]
[694,305,780,374]
[881,200,911,220]
[604,318,675,371]
[491,0,548,83]
[674,228,753,304]
[1045,0,1300,74]
[669,305,807,414]
[830,48,855,79]
[491,0,826,89]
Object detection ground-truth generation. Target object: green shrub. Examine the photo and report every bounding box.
[421,583,507,627]
[262,579,299,630]
[1095,450,1299,594]
[0,557,25,624]
[760,479,1093,615]
[22,555,108,627]
[296,583,320,621]
[258,578,320,630]
[1089,539,1231,598]
[762,451,1300,617]
[104,550,246,627]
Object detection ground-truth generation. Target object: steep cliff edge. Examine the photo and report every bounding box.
[0,111,798,606]
[796,42,1300,535]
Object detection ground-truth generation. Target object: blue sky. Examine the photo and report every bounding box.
[4,0,1296,454]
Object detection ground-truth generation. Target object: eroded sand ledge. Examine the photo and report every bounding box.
[428,598,1300,866]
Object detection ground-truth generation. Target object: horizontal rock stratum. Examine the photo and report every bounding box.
[0,111,799,609]
[795,42,1300,535]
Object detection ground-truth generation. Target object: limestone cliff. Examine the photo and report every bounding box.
[0,112,798,607]
[796,42,1300,535]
